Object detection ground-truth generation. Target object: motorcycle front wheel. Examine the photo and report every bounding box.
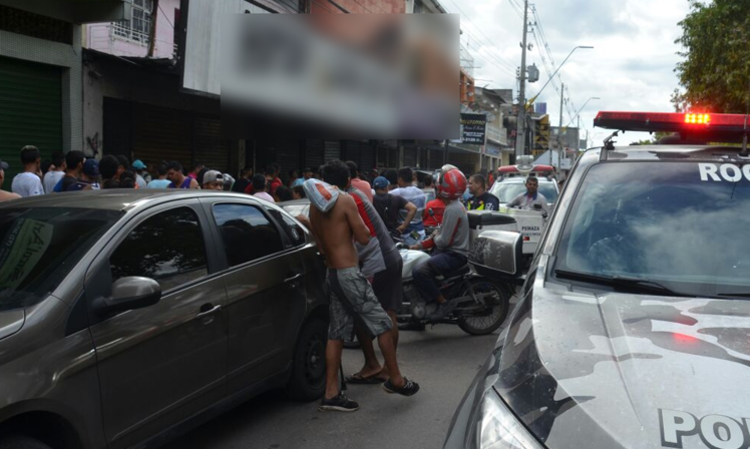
[457,279,510,336]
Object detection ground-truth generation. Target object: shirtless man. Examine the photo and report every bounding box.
[307,160,419,412]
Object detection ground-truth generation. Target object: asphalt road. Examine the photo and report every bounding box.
[163,325,502,449]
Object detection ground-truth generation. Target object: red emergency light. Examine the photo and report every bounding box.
[594,111,748,143]
[497,164,555,174]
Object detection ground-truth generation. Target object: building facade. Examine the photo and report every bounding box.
[0,0,127,187]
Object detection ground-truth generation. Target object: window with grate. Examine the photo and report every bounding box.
[113,0,153,44]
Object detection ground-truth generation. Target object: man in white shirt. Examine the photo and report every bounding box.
[43,151,66,193]
[507,176,549,214]
[252,174,275,202]
[11,145,44,198]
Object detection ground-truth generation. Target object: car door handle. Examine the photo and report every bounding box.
[196,304,222,318]
[284,273,303,283]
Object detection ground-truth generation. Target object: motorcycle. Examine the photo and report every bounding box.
[393,210,514,336]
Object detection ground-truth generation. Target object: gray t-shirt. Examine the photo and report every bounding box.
[12,172,44,197]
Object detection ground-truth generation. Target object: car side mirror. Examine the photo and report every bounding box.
[94,276,161,315]
[469,230,523,279]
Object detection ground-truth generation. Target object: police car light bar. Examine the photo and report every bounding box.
[593,111,749,144]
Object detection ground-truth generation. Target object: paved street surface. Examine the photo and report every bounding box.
[164,325,501,449]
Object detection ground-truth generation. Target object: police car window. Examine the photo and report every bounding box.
[555,162,750,297]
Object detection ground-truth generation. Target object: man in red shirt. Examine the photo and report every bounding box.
[265,163,283,196]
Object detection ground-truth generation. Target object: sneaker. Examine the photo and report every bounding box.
[383,377,420,396]
[318,392,360,412]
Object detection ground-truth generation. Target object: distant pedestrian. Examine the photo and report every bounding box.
[119,171,137,189]
[233,166,254,193]
[188,163,205,181]
[66,159,101,191]
[372,176,418,240]
[53,150,85,192]
[0,159,21,202]
[274,185,294,202]
[346,161,373,202]
[292,185,306,199]
[43,151,66,193]
[115,155,130,181]
[389,167,427,245]
[466,174,500,211]
[265,164,283,196]
[252,174,274,202]
[147,164,172,188]
[167,161,200,189]
[288,169,301,188]
[11,145,44,198]
[132,159,149,188]
[99,155,120,189]
[202,170,225,191]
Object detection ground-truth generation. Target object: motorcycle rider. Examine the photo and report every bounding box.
[409,168,471,321]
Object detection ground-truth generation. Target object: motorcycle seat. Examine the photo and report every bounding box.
[438,264,471,280]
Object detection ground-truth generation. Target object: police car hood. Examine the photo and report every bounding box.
[495,285,750,449]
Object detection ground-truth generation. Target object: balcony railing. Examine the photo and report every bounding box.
[88,23,178,57]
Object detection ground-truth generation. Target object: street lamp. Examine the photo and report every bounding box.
[527,45,594,107]
[566,97,601,127]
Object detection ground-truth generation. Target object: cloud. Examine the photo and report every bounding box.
[445,0,692,145]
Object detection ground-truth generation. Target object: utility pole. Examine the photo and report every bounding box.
[557,82,564,172]
[147,0,160,57]
[514,0,529,159]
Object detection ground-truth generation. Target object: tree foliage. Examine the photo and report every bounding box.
[674,0,750,113]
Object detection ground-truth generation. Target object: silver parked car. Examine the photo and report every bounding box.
[0,190,328,449]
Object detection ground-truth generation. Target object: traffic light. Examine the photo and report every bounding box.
[533,115,550,155]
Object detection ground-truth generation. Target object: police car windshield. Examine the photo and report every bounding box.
[491,180,558,204]
[555,161,750,297]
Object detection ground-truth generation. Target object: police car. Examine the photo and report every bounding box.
[444,111,750,449]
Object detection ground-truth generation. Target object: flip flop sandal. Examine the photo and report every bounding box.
[346,373,387,385]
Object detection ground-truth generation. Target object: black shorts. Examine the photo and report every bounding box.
[371,257,404,312]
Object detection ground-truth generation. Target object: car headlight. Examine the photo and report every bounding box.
[476,389,545,449]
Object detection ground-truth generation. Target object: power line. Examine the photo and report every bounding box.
[442,0,518,71]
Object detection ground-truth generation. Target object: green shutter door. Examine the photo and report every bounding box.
[0,56,62,190]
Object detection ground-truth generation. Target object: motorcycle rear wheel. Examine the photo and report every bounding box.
[457,279,510,336]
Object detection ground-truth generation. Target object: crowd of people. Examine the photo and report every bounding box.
[0,146,317,203]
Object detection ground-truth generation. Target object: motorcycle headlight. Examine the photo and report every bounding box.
[476,389,545,449]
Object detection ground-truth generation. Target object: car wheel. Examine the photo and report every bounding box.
[0,435,53,449]
[286,319,327,401]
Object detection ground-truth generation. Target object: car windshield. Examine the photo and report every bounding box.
[0,207,122,311]
[491,180,559,204]
[554,161,750,297]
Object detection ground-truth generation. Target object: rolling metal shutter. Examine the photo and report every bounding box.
[324,140,341,161]
[305,139,324,170]
[343,140,362,168]
[194,116,230,173]
[103,98,132,160]
[403,146,417,167]
[131,103,192,167]
[0,56,62,188]
[360,140,375,173]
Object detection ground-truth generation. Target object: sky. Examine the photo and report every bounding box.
[442,0,693,146]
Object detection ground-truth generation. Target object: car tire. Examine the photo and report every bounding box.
[0,435,53,449]
[286,319,327,402]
